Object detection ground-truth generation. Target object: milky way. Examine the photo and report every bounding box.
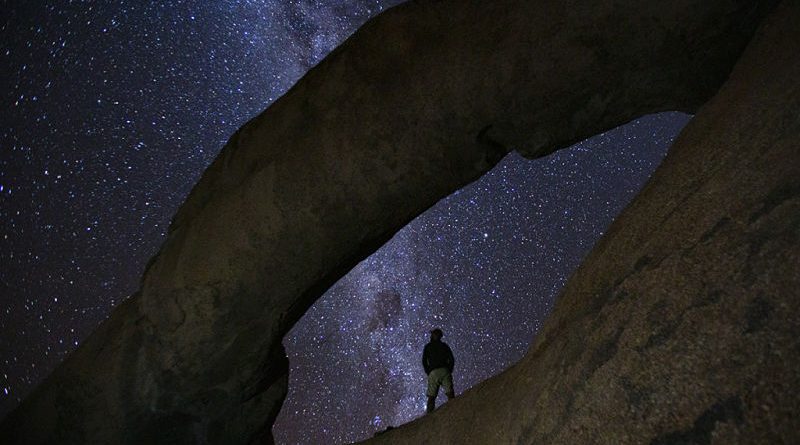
[1,1,688,443]
[274,113,689,444]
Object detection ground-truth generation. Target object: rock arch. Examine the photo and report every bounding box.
[3,0,794,444]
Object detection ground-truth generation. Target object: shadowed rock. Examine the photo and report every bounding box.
[363,2,800,443]
[1,0,789,444]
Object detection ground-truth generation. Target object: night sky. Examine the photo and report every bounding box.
[1,1,689,443]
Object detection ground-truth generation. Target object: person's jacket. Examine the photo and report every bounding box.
[422,339,454,374]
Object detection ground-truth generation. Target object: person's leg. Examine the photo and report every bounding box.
[426,368,444,413]
[442,371,455,399]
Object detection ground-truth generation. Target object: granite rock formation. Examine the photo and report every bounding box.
[1,0,793,444]
[362,1,800,443]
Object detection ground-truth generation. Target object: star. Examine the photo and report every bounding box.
[1,2,691,444]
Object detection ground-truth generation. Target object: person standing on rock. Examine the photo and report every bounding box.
[422,328,455,413]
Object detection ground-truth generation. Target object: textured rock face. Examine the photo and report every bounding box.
[0,0,788,444]
[364,2,800,443]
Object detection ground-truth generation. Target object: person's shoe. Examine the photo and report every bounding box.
[426,396,436,413]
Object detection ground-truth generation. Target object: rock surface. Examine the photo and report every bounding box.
[0,0,790,444]
[363,2,800,443]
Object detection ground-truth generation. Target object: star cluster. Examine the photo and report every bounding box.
[0,0,403,420]
[274,113,689,444]
[1,1,689,443]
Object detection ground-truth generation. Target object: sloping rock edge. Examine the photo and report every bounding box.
[363,2,800,443]
[2,0,794,444]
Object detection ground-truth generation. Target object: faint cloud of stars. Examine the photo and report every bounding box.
[1,0,404,421]
[1,1,690,444]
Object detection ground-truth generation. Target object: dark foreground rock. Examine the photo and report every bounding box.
[362,2,800,443]
[1,0,793,444]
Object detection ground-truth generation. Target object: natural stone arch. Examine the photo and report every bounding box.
[1,1,782,444]
[362,3,800,442]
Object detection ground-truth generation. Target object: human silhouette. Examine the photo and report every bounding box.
[422,328,455,413]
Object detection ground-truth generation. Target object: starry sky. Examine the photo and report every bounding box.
[1,1,689,443]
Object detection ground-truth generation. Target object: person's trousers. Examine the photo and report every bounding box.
[426,367,453,397]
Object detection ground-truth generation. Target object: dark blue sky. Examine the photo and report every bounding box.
[273,114,689,444]
[1,1,688,443]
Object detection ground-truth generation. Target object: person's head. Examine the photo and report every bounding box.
[430,328,443,341]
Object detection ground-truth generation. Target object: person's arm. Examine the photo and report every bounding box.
[422,345,431,374]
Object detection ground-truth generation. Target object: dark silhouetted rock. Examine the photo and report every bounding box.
[362,2,800,443]
[1,0,791,444]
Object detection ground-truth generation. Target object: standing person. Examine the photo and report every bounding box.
[422,328,455,413]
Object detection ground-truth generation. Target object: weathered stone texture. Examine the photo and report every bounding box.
[0,0,791,444]
[364,2,800,443]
